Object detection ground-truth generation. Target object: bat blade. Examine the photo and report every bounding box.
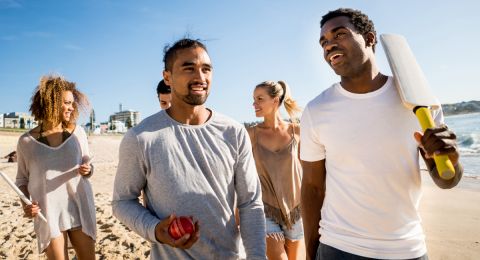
[380,34,440,110]
[380,34,455,180]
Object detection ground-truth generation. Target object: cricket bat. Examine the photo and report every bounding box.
[380,34,455,180]
[0,171,48,222]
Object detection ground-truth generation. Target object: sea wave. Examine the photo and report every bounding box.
[457,133,480,155]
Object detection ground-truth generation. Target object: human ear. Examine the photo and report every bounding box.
[365,32,375,47]
[274,96,280,105]
[163,71,172,86]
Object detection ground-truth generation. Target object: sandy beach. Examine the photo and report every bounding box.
[1,131,479,259]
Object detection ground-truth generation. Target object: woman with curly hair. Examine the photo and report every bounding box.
[247,80,305,259]
[15,75,96,259]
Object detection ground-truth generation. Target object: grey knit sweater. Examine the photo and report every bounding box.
[112,110,266,260]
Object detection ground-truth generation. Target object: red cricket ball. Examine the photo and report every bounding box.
[168,216,195,240]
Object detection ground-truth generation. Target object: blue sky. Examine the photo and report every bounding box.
[1,0,479,124]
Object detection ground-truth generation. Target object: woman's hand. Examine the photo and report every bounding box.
[79,155,93,176]
[23,201,41,218]
[79,163,91,176]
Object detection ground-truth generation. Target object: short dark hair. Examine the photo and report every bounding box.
[156,79,171,95]
[320,8,377,50]
[163,38,208,71]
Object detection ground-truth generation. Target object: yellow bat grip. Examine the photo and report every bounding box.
[415,107,455,180]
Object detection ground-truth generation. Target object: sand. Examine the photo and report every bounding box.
[1,131,479,259]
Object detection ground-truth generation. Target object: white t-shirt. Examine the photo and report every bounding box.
[300,77,443,259]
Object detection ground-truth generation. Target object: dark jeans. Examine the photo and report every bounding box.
[315,242,429,260]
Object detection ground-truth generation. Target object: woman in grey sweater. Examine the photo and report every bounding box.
[16,75,96,259]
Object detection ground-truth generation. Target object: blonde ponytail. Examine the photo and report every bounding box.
[255,80,302,122]
[277,81,301,121]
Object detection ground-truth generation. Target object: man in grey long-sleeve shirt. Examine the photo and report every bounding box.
[112,38,266,260]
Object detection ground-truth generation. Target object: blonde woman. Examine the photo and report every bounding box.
[247,81,304,260]
[16,75,96,259]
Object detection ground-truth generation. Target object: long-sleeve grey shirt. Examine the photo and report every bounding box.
[112,110,266,260]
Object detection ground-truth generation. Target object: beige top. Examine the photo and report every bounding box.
[15,126,96,253]
[252,124,302,229]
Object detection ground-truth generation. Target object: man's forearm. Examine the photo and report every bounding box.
[420,149,463,189]
[429,162,463,189]
[112,199,160,242]
[302,186,323,260]
[239,202,267,259]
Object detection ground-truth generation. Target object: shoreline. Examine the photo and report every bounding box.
[420,175,480,259]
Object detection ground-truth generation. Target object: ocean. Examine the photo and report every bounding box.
[445,112,480,178]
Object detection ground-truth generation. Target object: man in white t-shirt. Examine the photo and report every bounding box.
[300,8,464,260]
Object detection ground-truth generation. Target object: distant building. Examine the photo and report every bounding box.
[3,112,37,129]
[0,114,3,128]
[109,120,128,133]
[109,109,141,129]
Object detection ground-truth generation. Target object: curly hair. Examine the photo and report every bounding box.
[29,75,89,127]
[320,8,377,50]
[255,81,302,122]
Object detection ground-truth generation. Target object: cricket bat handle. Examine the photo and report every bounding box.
[0,171,48,223]
[19,195,48,223]
[414,107,455,180]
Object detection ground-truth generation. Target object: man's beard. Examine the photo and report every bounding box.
[183,92,208,105]
[173,87,209,106]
